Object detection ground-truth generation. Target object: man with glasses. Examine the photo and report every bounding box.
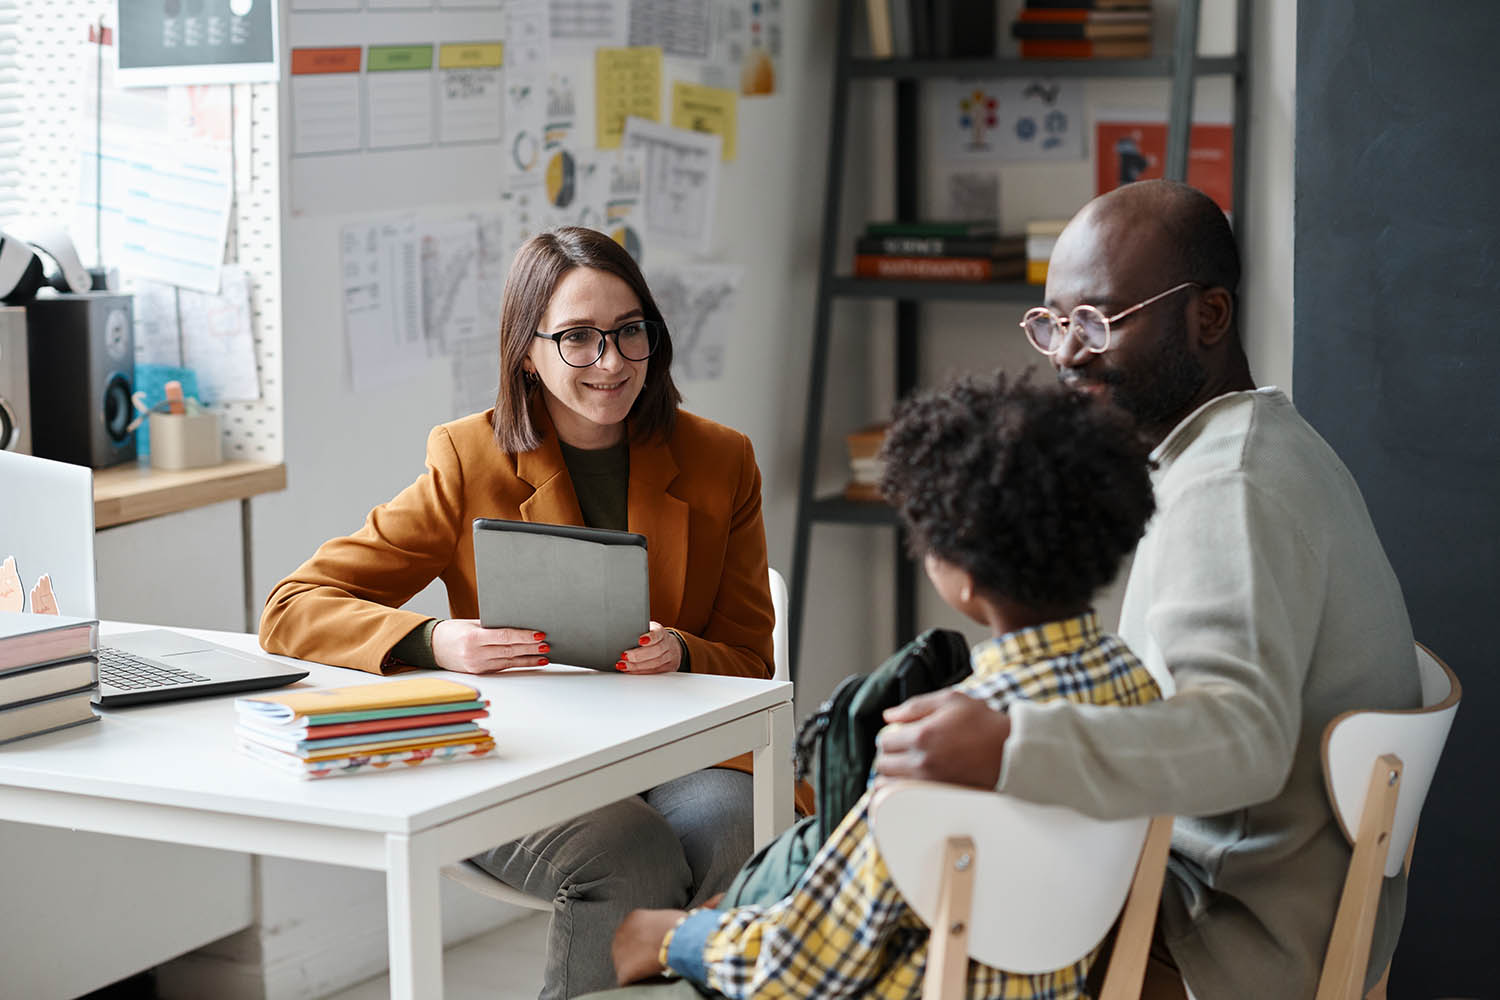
[875,180,1421,998]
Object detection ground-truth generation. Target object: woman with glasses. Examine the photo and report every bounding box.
[260,227,806,999]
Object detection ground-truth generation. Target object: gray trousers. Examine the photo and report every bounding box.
[471,767,754,1000]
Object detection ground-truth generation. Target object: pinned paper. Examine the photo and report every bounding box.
[596,46,662,149]
[671,81,737,161]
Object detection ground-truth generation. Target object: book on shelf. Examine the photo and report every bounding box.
[1012,21,1151,42]
[844,425,889,503]
[866,0,894,57]
[864,219,1000,238]
[1022,0,1152,9]
[1019,38,1152,59]
[0,688,99,746]
[1,611,98,673]
[854,254,1027,282]
[855,234,1026,258]
[236,675,495,777]
[1025,219,1071,285]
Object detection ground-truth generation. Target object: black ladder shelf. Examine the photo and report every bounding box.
[787,0,1250,681]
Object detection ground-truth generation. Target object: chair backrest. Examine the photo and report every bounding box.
[1322,642,1461,877]
[768,566,789,683]
[869,780,1169,986]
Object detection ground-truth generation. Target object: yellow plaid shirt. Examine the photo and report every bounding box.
[662,612,1162,1000]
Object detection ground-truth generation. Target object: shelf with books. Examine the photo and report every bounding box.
[847,54,1242,80]
[789,0,1248,681]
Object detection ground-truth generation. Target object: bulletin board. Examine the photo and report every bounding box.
[14,0,284,463]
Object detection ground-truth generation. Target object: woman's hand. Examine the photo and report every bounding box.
[432,619,549,674]
[618,621,683,674]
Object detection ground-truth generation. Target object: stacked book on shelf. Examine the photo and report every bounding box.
[844,424,890,503]
[1011,1,1153,60]
[0,612,100,746]
[236,675,495,779]
[854,221,1026,282]
[1025,219,1072,284]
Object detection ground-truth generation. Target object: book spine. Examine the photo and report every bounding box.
[854,255,997,281]
[1019,38,1151,59]
[864,220,998,237]
[865,0,894,58]
[1012,23,1150,41]
[1023,0,1151,9]
[856,235,1024,257]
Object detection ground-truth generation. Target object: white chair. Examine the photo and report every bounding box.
[870,780,1172,1000]
[1315,642,1461,1000]
[441,567,794,912]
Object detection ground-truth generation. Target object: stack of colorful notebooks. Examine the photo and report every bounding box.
[235,676,495,779]
[853,220,1026,282]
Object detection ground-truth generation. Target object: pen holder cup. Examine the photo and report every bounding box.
[149,411,223,470]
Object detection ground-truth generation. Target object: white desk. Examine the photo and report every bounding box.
[0,625,796,999]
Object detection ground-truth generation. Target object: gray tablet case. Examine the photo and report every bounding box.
[473,519,650,670]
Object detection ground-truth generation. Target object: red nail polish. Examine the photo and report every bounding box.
[638,635,650,645]
[538,657,549,666]
[616,660,627,671]
[539,643,550,654]
[533,632,547,640]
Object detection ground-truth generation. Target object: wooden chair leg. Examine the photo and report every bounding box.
[1098,815,1175,1000]
[1316,754,1402,1000]
[923,836,976,1000]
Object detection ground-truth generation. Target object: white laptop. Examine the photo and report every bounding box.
[0,450,306,707]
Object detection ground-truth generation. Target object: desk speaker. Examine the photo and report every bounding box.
[25,292,136,469]
[0,306,30,453]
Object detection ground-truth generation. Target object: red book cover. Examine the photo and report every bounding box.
[854,254,1000,281]
[1018,38,1151,59]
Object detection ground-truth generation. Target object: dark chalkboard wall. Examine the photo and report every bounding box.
[1295,2,1500,993]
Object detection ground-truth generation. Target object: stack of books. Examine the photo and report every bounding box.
[235,676,495,779]
[854,221,1026,283]
[0,612,100,746]
[1011,1,1153,60]
[844,424,890,503]
[1025,219,1071,284]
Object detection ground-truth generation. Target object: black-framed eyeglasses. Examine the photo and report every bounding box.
[533,319,664,368]
[1019,281,1201,356]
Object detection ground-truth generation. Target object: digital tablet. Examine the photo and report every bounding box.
[473,518,650,670]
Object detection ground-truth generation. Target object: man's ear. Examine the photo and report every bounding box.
[1194,287,1235,347]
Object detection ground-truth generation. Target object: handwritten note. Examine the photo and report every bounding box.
[671,81,737,161]
[596,46,662,149]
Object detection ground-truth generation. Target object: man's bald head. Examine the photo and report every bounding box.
[1074,180,1240,306]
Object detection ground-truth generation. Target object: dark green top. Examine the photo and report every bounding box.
[387,439,631,669]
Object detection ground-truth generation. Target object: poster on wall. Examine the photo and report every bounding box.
[1094,111,1234,216]
[116,0,280,87]
[937,78,1083,163]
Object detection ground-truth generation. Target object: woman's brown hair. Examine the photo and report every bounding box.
[492,228,681,453]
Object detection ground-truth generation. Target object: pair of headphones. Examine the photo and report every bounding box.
[0,221,95,305]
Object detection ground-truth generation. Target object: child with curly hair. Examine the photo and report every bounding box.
[603,372,1163,1000]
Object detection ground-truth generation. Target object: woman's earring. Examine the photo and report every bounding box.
[523,369,539,386]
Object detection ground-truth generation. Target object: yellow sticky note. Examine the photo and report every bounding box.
[596,46,662,150]
[670,81,737,161]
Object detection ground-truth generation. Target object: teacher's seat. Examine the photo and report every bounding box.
[442,567,793,914]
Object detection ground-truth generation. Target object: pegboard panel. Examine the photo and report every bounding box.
[13,0,284,463]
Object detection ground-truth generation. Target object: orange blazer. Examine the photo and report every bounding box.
[261,407,812,813]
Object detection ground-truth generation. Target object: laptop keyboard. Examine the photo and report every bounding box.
[99,646,210,691]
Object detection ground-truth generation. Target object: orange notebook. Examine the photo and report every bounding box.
[236,676,482,723]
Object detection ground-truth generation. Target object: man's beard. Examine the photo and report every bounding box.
[1108,312,1207,431]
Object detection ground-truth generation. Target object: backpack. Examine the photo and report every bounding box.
[719,627,972,909]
